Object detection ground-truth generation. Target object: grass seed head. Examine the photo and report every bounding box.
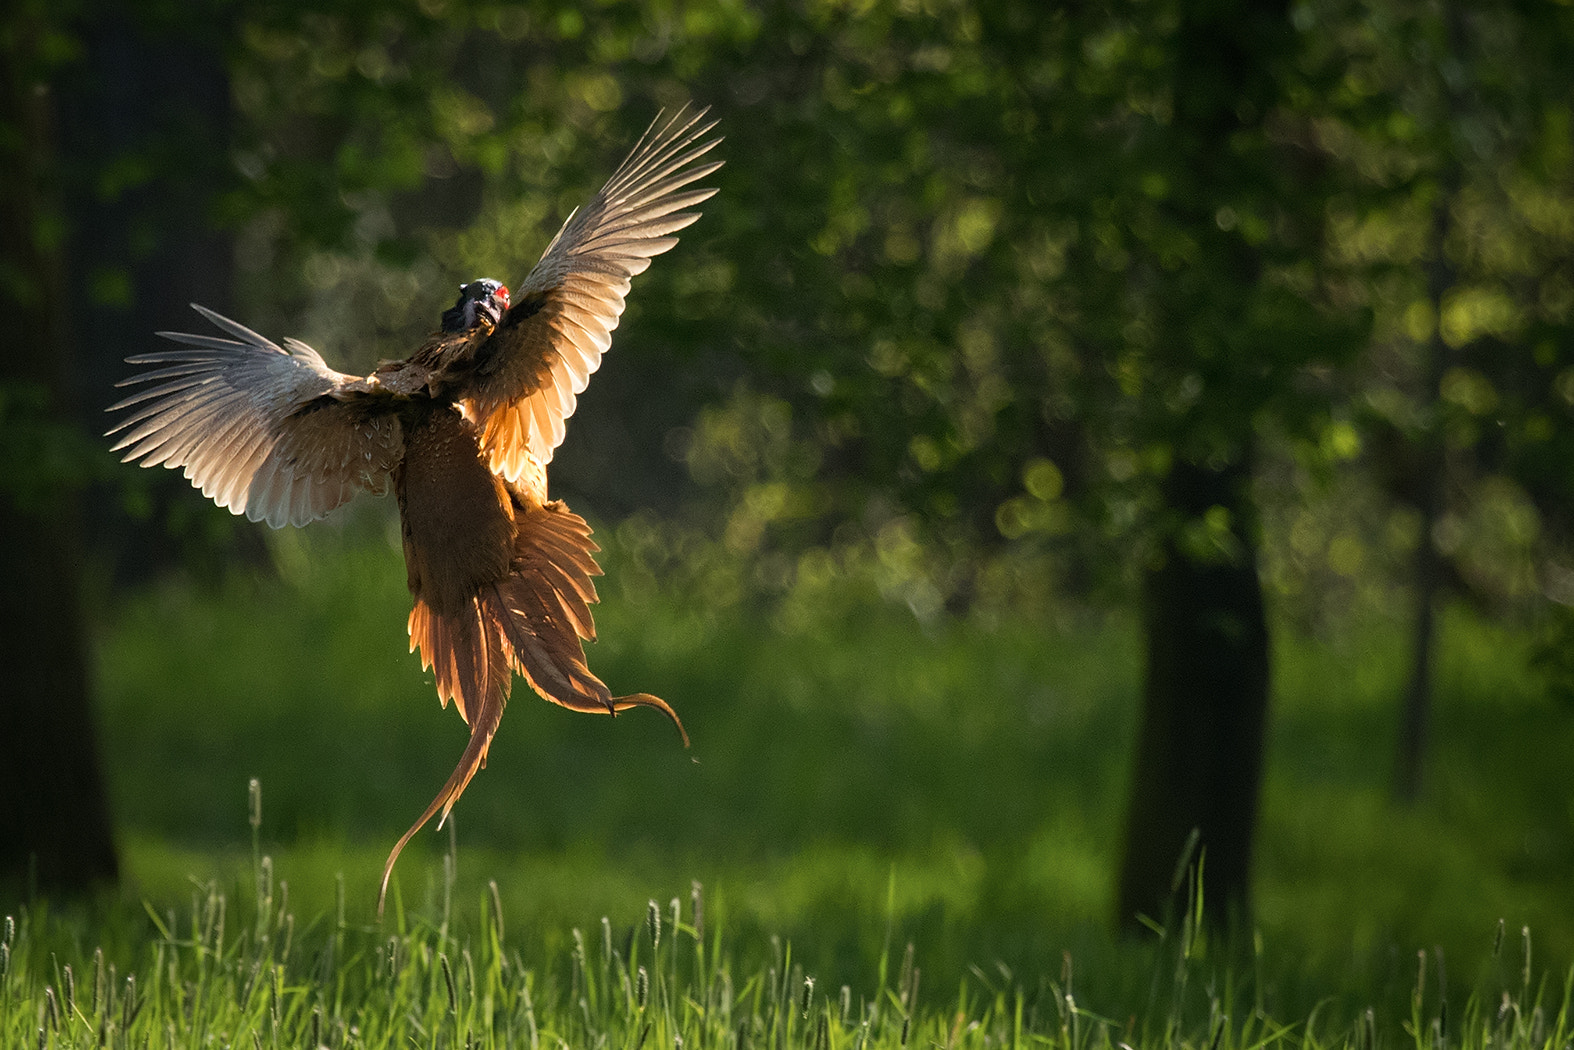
[122,975,137,1033]
[488,880,505,943]
[439,952,456,1014]
[248,778,262,830]
[92,948,105,1014]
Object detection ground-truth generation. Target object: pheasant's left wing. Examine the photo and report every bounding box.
[107,305,404,528]
[459,106,721,484]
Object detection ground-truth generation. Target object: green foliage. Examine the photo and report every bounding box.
[1526,602,1574,707]
[1304,0,1574,617]
[16,0,1562,623]
[196,0,1386,612]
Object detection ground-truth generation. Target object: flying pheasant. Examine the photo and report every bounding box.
[107,107,720,911]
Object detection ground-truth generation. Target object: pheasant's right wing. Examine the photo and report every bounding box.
[107,304,405,528]
[460,107,722,485]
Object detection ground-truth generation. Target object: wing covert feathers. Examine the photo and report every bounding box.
[468,106,722,484]
[381,495,687,914]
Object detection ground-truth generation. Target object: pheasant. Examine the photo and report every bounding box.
[107,108,720,911]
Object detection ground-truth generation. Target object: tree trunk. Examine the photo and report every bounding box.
[1396,520,1440,802]
[1116,456,1270,934]
[0,15,120,896]
[1396,0,1465,804]
[1395,190,1455,804]
[0,1,235,898]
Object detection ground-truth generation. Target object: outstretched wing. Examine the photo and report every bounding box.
[107,304,405,528]
[461,106,722,485]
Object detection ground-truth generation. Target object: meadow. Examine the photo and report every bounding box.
[5,517,1574,1047]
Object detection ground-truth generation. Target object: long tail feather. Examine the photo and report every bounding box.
[377,693,502,915]
[385,593,510,916]
[492,501,690,744]
[610,692,689,747]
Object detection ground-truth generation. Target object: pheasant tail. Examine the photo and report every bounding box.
[378,498,686,915]
[380,598,511,914]
[496,500,688,744]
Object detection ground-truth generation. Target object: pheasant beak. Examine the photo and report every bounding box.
[477,295,504,329]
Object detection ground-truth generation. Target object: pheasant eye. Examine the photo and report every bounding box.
[495,285,510,309]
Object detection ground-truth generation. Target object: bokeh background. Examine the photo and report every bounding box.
[4,0,1574,1019]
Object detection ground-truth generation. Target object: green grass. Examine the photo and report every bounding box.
[4,852,1573,1049]
[36,516,1574,1044]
